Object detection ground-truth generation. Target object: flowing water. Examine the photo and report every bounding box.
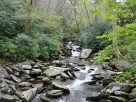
[32,42,104,102]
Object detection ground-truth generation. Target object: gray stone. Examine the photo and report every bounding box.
[132,87,136,93]
[86,92,102,101]
[116,60,130,71]
[102,82,132,94]
[43,66,70,77]
[0,92,15,101]
[131,98,136,102]
[40,96,50,102]
[79,49,92,59]
[42,77,51,85]
[108,96,126,102]
[0,68,10,79]
[102,78,115,86]
[52,82,70,94]
[19,62,32,70]
[21,88,37,101]
[10,75,21,83]
[46,90,63,98]
[18,82,33,87]
[114,91,129,98]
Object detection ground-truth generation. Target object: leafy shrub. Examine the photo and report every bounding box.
[79,23,111,49]
[115,64,136,84]
[35,34,61,61]
[0,37,17,61]
[94,45,114,64]
[14,34,39,61]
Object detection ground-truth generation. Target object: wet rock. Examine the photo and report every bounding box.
[0,92,15,101]
[100,99,112,102]
[42,77,52,85]
[4,66,13,74]
[116,60,130,71]
[79,49,92,59]
[46,90,63,98]
[93,74,104,80]
[86,92,102,101]
[18,62,32,70]
[129,92,136,99]
[52,82,70,94]
[131,98,136,102]
[21,88,37,101]
[0,68,10,79]
[52,60,64,67]
[131,87,136,93]
[108,96,127,102]
[18,82,33,87]
[102,82,133,94]
[43,66,70,78]
[61,72,69,79]
[40,96,50,102]
[114,91,129,98]
[29,69,42,78]
[10,75,21,83]
[102,62,114,70]
[84,80,96,85]
[102,78,115,86]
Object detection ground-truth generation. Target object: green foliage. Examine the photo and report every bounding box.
[0,38,17,61]
[79,23,111,49]
[35,34,61,61]
[115,64,136,84]
[14,34,39,61]
[94,45,114,64]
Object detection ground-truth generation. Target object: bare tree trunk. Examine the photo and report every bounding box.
[83,1,91,26]
[24,0,33,34]
[69,0,80,32]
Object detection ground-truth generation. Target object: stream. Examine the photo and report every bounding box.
[32,42,106,102]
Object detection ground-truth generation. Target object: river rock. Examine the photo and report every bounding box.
[102,78,115,86]
[40,96,50,102]
[52,60,64,67]
[29,69,42,78]
[115,60,130,71]
[131,98,136,102]
[21,88,37,101]
[86,92,102,101]
[102,82,133,94]
[0,68,10,79]
[108,96,126,102]
[84,80,96,85]
[18,62,32,70]
[10,74,21,83]
[0,92,15,101]
[52,82,70,94]
[42,77,52,85]
[18,82,33,87]
[79,49,92,59]
[43,66,70,78]
[114,91,129,98]
[46,90,63,98]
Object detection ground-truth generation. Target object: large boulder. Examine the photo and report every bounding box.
[18,62,32,70]
[0,92,15,101]
[43,66,70,78]
[108,96,126,102]
[10,74,21,83]
[79,49,92,59]
[115,60,130,71]
[21,88,37,101]
[102,82,133,94]
[86,92,102,101]
[46,90,63,98]
[0,67,10,79]
[52,82,70,94]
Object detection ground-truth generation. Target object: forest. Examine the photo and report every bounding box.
[0,0,136,102]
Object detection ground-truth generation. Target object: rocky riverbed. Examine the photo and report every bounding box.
[0,41,136,102]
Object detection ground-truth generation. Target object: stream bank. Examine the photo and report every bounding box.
[0,41,136,102]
